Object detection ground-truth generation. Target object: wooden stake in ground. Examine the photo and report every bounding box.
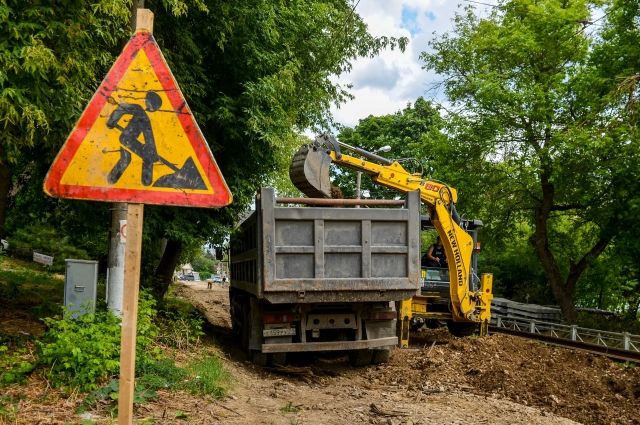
[117,203,144,424]
[117,11,153,425]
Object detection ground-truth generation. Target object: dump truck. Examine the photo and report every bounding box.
[229,187,421,365]
[289,134,493,345]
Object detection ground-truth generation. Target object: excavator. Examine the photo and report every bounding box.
[289,133,493,346]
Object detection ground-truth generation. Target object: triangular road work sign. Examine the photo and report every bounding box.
[44,31,232,208]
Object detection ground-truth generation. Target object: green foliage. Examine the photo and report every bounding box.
[156,297,205,349]
[182,355,228,399]
[0,345,35,386]
[0,256,63,318]
[191,251,217,275]
[0,1,128,165]
[335,97,446,201]
[421,0,640,320]
[85,358,188,410]
[38,290,159,392]
[8,223,89,272]
[576,311,640,335]
[38,309,121,392]
[0,394,19,423]
[137,358,188,391]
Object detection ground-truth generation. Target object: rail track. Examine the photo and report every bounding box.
[490,316,640,363]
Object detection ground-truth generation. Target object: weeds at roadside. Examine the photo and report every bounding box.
[0,345,35,386]
[182,355,229,399]
[0,395,20,422]
[280,401,302,413]
[155,297,205,350]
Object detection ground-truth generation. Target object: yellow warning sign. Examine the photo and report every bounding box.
[44,31,232,207]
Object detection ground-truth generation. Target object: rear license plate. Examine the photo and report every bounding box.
[263,328,296,337]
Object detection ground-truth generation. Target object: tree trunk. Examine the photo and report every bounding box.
[151,238,182,300]
[0,162,11,237]
[529,164,579,323]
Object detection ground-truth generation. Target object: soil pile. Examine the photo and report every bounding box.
[176,282,640,425]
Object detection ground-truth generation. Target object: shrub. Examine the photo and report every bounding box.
[0,346,35,386]
[38,290,159,392]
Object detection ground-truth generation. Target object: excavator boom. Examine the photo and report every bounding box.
[290,134,493,331]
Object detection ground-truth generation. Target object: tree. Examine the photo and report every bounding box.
[1,1,405,300]
[335,98,446,200]
[0,1,130,237]
[138,0,406,298]
[422,0,640,322]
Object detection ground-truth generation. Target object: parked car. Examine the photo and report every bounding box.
[212,275,223,283]
[180,274,196,281]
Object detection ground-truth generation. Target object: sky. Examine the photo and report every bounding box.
[331,0,494,128]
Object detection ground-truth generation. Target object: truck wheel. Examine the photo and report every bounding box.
[251,350,269,366]
[348,349,372,367]
[271,352,287,366]
[371,348,390,365]
[446,321,479,337]
[241,301,251,350]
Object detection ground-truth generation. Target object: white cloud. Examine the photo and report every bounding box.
[329,0,495,129]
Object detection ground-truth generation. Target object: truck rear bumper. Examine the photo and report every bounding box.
[261,336,397,353]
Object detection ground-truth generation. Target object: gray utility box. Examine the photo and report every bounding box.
[229,187,421,362]
[64,259,98,318]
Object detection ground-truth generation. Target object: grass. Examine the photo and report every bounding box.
[182,355,229,399]
[0,256,63,318]
[280,401,301,413]
[0,395,19,422]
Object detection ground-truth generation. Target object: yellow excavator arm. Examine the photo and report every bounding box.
[290,134,493,324]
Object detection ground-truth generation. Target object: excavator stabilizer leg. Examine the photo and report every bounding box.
[398,299,413,348]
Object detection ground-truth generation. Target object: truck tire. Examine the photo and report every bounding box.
[251,350,269,366]
[348,349,372,367]
[446,321,479,337]
[371,348,391,365]
[271,352,287,366]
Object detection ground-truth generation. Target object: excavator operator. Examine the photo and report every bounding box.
[422,236,447,268]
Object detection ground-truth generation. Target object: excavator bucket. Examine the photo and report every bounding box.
[289,144,333,198]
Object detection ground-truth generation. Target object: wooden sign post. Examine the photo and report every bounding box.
[43,8,232,425]
[117,10,151,424]
[118,203,144,424]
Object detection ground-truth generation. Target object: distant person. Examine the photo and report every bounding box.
[222,276,227,285]
[207,278,213,289]
[422,236,447,268]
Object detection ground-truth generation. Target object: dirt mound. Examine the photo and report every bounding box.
[177,281,639,425]
[377,329,640,425]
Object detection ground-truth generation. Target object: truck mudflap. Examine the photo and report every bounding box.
[261,336,397,353]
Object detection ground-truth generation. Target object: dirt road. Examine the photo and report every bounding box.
[166,281,639,425]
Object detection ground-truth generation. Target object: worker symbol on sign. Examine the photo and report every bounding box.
[105,91,206,190]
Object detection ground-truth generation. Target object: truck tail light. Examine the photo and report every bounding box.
[263,312,295,324]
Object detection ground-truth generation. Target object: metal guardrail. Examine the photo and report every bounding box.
[492,315,640,360]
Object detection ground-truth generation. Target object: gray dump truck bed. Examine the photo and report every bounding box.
[231,188,421,303]
[229,188,421,364]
